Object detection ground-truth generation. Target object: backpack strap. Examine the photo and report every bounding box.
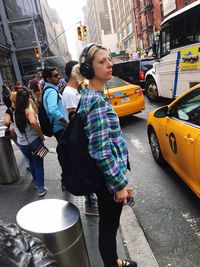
[42,86,60,128]
[76,99,81,113]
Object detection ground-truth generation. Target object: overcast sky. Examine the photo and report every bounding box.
[48,0,86,59]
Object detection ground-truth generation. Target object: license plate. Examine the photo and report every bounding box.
[121,96,130,102]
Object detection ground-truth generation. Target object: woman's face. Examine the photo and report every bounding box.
[92,49,112,82]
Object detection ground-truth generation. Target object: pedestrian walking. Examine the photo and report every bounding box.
[78,43,137,267]
[13,89,47,197]
[3,91,30,171]
[42,67,68,141]
[62,60,80,120]
[62,60,98,216]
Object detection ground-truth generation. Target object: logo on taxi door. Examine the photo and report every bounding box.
[169,132,177,154]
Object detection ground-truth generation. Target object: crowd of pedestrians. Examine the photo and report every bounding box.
[1,43,137,267]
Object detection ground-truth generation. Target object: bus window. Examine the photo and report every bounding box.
[171,18,185,48]
[186,14,200,44]
[195,14,200,42]
[161,26,170,57]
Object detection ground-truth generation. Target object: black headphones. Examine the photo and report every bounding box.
[80,43,96,79]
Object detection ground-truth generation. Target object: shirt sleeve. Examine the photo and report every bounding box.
[44,90,63,121]
[85,96,128,194]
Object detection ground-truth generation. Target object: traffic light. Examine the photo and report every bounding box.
[77,26,82,40]
[82,25,87,37]
[34,47,41,59]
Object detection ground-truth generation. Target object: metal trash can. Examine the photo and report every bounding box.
[0,137,20,184]
[16,199,91,267]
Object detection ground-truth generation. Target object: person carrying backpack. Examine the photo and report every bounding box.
[78,43,137,267]
[62,60,99,216]
[42,67,68,141]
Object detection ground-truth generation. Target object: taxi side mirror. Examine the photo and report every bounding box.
[154,106,168,118]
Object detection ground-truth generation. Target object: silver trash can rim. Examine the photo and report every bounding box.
[16,199,80,234]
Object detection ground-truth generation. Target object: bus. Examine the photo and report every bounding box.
[145,1,200,102]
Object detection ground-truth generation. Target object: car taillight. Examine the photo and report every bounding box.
[139,70,145,80]
[135,88,143,96]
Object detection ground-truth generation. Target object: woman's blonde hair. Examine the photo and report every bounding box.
[71,64,84,84]
[80,44,108,65]
[10,91,17,106]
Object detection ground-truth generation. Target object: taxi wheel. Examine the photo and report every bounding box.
[149,129,164,164]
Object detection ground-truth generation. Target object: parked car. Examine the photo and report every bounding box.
[147,83,200,197]
[112,58,155,89]
[104,76,145,118]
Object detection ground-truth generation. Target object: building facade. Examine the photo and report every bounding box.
[0,0,70,87]
[112,0,137,58]
[132,0,198,56]
[82,0,137,59]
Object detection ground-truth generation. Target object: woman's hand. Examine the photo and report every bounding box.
[40,134,45,141]
[114,188,129,205]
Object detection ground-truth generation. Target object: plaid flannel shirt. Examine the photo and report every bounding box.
[78,86,128,194]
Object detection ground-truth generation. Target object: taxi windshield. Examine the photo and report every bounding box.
[105,77,128,89]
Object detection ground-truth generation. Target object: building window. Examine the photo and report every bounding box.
[4,0,37,20]
[124,41,128,50]
[129,38,134,47]
[127,22,133,35]
[0,24,7,45]
[122,27,126,39]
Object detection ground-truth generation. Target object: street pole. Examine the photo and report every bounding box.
[32,17,44,68]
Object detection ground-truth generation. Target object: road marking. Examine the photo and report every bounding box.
[181,212,200,238]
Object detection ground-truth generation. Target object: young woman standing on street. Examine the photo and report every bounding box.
[78,43,137,267]
[13,89,47,197]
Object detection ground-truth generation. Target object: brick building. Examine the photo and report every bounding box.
[132,0,197,54]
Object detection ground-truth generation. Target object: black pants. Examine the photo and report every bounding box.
[54,129,64,186]
[53,129,64,142]
[96,188,123,267]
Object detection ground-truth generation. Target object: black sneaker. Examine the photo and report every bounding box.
[37,187,48,197]
[120,259,137,267]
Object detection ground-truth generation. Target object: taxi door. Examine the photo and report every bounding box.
[163,87,200,197]
[163,118,200,196]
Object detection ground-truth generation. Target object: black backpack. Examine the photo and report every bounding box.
[57,107,105,196]
[38,87,59,137]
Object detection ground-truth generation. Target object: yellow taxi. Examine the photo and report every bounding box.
[105,76,145,118]
[147,84,200,197]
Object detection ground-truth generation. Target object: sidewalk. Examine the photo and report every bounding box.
[0,137,159,267]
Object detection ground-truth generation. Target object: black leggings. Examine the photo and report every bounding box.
[54,129,64,142]
[96,188,123,267]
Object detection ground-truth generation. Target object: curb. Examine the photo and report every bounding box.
[120,205,159,267]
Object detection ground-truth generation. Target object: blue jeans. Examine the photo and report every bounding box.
[19,137,44,188]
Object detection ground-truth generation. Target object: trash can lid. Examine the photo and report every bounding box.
[16,199,80,233]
